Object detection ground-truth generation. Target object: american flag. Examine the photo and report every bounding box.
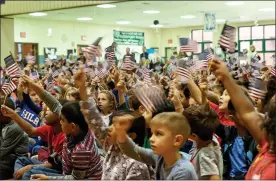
[271,67,276,77]
[31,71,39,80]
[248,78,267,100]
[4,55,21,78]
[121,59,137,71]
[26,55,36,64]
[198,52,210,70]
[176,58,192,80]
[133,85,165,113]
[143,72,152,84]
[1,80,16,95]
[124,55,133,61]
[44,74,54,91]
[106,52,116,65]
[83,45,101,58]
[95,68,107,79]
[218,24,236,53]
[176,67,192,79]
[179,38,198,52]
[52,69,61,78]
[206,53,213,61]
[135,69,144,78]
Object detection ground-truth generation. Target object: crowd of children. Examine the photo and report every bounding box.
[0,35,275,180]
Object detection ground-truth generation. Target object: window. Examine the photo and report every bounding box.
[238,25,275,62]
[191,30,213,54]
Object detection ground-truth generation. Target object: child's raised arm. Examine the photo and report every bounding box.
[210,60,263,144]
[114,115,158,167]
[75,69,108,142]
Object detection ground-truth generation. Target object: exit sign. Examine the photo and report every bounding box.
[168,39,173,44]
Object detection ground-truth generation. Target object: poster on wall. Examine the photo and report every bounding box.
[44,47,57,60]
[204,13,216,32]
[113,30,144,46]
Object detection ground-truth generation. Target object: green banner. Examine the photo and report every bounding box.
[113,30,144,46]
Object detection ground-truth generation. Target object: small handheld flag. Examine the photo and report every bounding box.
[218,24,236,53]
[179,38,198,52]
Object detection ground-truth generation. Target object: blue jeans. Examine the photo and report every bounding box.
[22,166,62,180]
[14,157,62,180]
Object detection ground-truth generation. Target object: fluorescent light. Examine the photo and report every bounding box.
[225,1,244,6]
[240,16,245,19]
[116,21,131,25]
[258,8,275,12]
[180,15,196,19]
[216,19,226,23]
[150,24,163,28]
[77,17,92,21]
[97,4,116,8]
[143,10,160,14]
[29,12,47,17]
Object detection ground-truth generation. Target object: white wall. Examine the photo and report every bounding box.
[1,18,14,67]
[14,17,160,64]
[14,18,275,64]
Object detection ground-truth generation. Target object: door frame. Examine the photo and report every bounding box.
[14,42,39,63]
[165,47,177,59]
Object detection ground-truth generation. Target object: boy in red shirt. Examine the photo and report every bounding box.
[1,75,67,179]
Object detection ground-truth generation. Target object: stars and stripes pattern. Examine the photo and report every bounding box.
[83,45,101,59]
[44,74,54,91]
[121,59,137,71]
[176,59,192,79]
[176,66,192,79]
[143,72,152,84]
[106,52,116,66]
[30,71,39,80]
[26,55,36,64]
[271,67,276,77]
[248,78,267,100]
[95,68,107,79]
[4,55,21,78]
[133,85,165,113]
[206,52,213,61]
[52,69,61,78]
[218,24,236,53]
[179,38,198,52]
[1,80,16,95]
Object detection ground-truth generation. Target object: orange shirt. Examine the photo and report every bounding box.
[245,137,276,180]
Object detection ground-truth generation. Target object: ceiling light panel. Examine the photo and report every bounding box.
[225,1,244,6]
[116,21,131,25]
[143,10,160,14]
[29,12,47,17]
[180,15,196,19]
[97,4,116,8]
[77,17,93,21]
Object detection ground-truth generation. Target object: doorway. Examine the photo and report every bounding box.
[165,47,177,59]
[15,42,39,63]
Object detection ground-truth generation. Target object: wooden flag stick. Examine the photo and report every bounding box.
[3,94,7,105]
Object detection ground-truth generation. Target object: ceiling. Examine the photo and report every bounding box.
[8,1,276,28]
